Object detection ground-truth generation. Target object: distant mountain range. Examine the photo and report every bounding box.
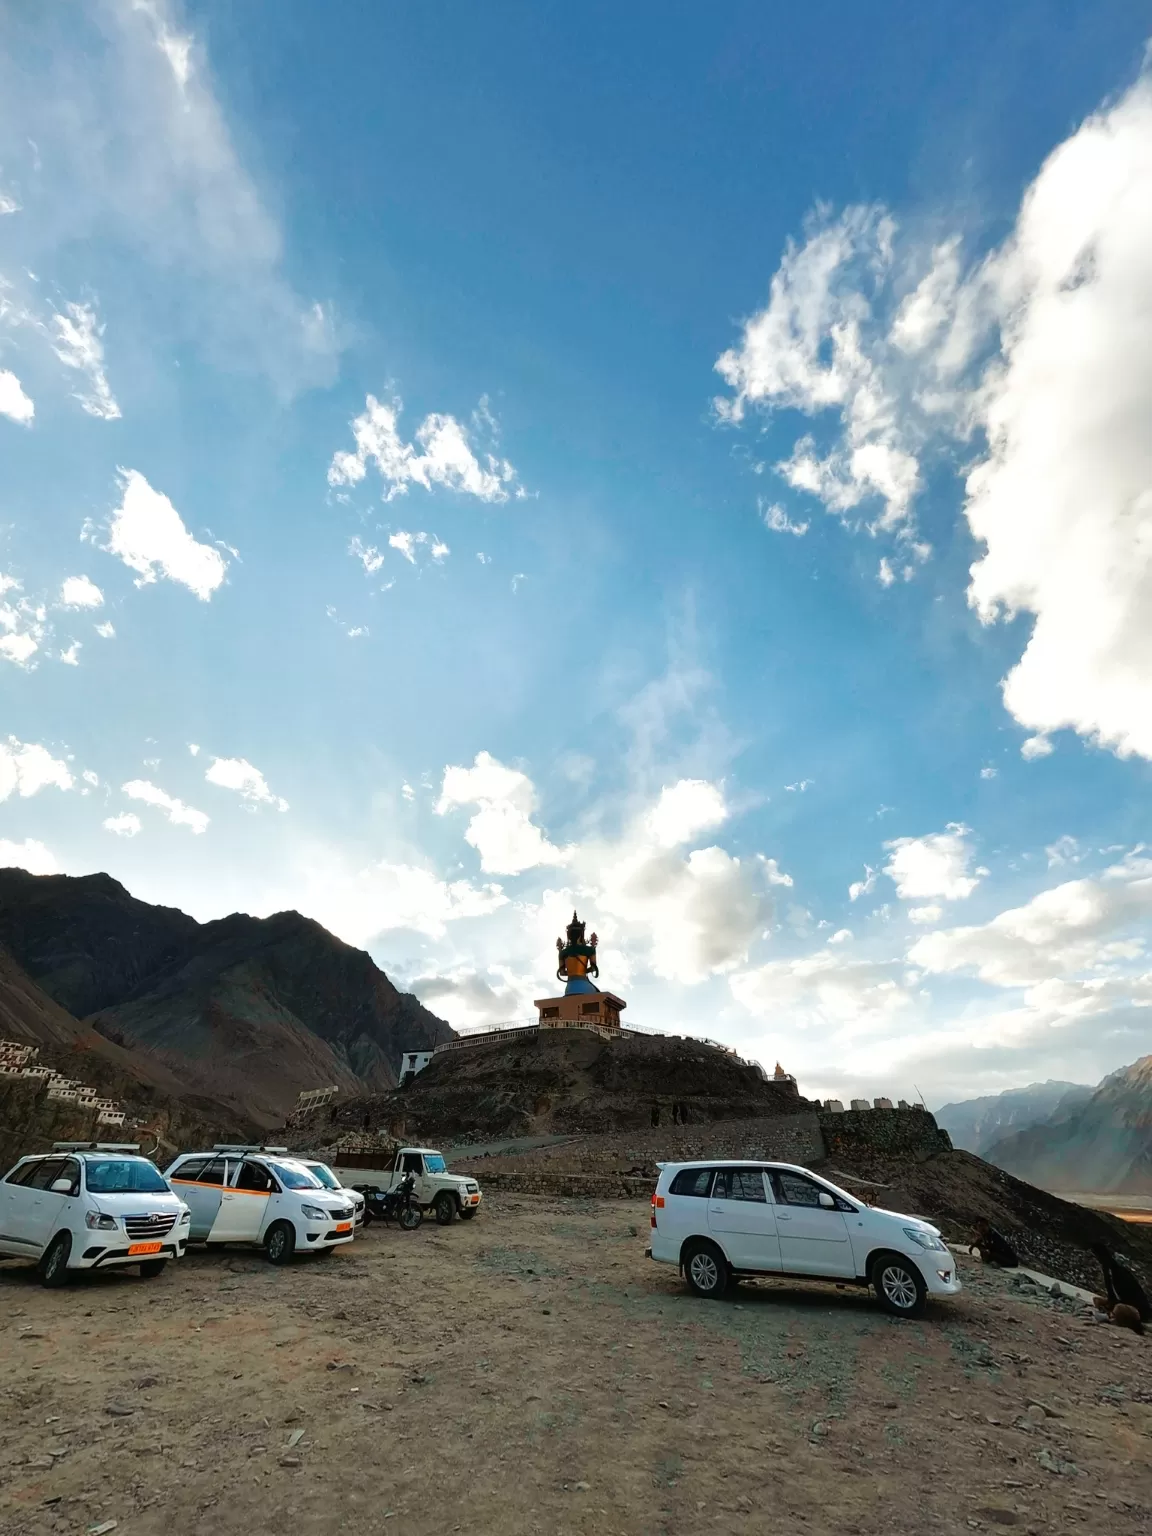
[0,869,454,1130]
[935,1080,1093,1157]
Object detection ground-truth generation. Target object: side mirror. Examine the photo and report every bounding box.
[818,1191,836,1210]
[51,1178,75,1195]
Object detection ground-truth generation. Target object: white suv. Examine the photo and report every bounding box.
[299,1160,366,1228]
[0,1142,190,1287]
[165,1145,357,1263]
[648,1160,960,1318]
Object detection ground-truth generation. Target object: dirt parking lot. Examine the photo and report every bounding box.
[2,1194,1150,1536]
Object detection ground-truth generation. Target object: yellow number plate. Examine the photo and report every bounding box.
[334,1222,352,1233]
[128,1242,163,1256]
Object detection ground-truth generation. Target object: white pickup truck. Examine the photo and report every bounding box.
[355,1147,482,1225]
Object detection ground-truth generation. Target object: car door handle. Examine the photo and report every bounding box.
[708,1204,723,1213]
[776,1213,792,1222]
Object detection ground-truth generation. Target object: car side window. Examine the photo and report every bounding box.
[55,1159,81,1196]
[196,1158,228,1187]
[401,1154,422,1174]
[172,1157,206,1182]
[714,1168,767,1203]
[772,1171,853,1210]
[235,1161,273,1193]
[669,1168,714,1198]
[26,1158,67,1191]
[6,1159,42,1186]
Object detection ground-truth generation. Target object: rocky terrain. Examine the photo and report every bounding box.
[0,869,454,1129]
[936,1080,1092,1156]
[985,1055,1152,1195]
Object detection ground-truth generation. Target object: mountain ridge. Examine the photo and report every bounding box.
[934,1079,1093,1156]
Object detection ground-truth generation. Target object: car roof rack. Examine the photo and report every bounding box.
[211,1144,290,1155]
[52,1142,142,1153]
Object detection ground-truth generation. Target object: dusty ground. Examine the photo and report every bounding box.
[2,1195,1150,1536]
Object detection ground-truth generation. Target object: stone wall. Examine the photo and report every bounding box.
[818,1106,951,1163]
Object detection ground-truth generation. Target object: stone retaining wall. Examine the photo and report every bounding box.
[818,1106,951,1161]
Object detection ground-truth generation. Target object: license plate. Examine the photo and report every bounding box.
[334,1222,352,1233]
[128,1242,163,1256]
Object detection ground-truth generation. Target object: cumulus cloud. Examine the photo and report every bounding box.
[0,737,73,800]
[645,779,728,848]
[730,948,915,1034]
[0,837,57,875]
[103,812,141,837]
[437,751,569,875]
[0,368,34,424]
[0,572,47,667]
[298,858,508,947]
[328,394,518,503]
[204,755,288,812]
[883,823,982,901]
[407,964,530,1031]
[122,778,209,834]
[50,301,120,419]
[59,575,104,609]
[716,67,1152,765]
[1021,734,1054,761]
[104,469,228,600]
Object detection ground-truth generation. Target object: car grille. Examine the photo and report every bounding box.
[329,1206,353,1222]
[124,1213,178,1241]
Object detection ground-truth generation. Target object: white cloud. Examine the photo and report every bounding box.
[1046,835,1082,868]
[50,302,120,419]
[328,394,518,503]
[980,765,998,780]
[60,640,81,666]
[297,858,508,946]
[105,469,228,600]
[761,502,809,536]
[908,904,943,925]
[828,928,853,944]
[95,621,115,639]
[0,368,34,424]
[205,755,288,812]
[103,812,141,837]
[1021,734,1054,761]
[0,572,47,667]
[0,838,57,875]
[730,947,915,1034]
[437,751,569,876]
[349,537,385,574]
[784,778,813,793]
[122,778,209,834]
[430,539,450,562]
[645,779,728,848]
[0,737,73,801]
[59,575,104,609]
[883,823,981,901]
[188,743,200,756]
[848,864,877,901]
[389,530,421,563]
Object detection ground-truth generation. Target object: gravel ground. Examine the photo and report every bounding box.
[1,1194,1150,1536]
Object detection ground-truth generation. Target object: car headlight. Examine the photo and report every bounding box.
[301,1204,329,1221]
[903,1227,946,1251]
[85,1211,118,1230]
[178,1209,191,1225]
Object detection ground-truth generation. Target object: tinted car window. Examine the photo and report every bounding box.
[669,1168,714,1198]
[196,1158,228,1187]
[172,1157,206,1181]
[401,1153,422,1174]
[6,1159,43,1186]
[85,1159,169,1194]
[235,1161,273,1193]
[713,1168,767,1203]
[772,1171,852,1210]
[25,1158,67,1191]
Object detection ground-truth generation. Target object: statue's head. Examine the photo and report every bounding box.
[566,911,586,944]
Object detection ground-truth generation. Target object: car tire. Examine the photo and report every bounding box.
[38,1232,72,1288]
[433,1193,456,1226]
[264,1220,296,1266]
[682,1239,729,1299]
[138,1259,168,1279]
[870,1252,927,1319]
[459,1208,477,1220]
[399,1205,423,1231]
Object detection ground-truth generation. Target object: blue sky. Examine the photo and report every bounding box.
[2,1,1152,1105]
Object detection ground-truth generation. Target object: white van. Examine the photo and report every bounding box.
[165,1145,356,1263]
[0,1142,189,1287]
[648,1160,960,1318]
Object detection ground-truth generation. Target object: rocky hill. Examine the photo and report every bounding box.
[0,869,454,1129]
[935,1079,1092,1156]
[984,1054,1152,1194]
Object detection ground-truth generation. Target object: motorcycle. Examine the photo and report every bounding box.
[354,1172,423,1230]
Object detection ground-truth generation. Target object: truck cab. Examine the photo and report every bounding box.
[380,1147,481,1225]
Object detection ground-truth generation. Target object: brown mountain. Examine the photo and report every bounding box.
[984,1054,1152,1194]
[0,869,454,1129]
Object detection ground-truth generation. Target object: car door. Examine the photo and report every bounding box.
[16,1158,72,1252]
[0,1159,44,1255]
[171,1156,229,1242]
[400,1152,427,1202]
[769,1169,855,1278]
[212,1159,273,1242]
[707,1167,782,1271]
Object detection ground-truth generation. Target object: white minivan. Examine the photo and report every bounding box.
[0,1142,189,1286]
[648,1160,961,1318]
[165,1145,357,1263]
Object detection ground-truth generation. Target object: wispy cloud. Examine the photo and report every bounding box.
[329,394,519,503]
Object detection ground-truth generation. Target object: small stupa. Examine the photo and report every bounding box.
[534,912,627,1030]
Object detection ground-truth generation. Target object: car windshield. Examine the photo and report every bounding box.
[424,1154,446,1174]
[268,1161,323,1190]
[308,1164,340,1190]
[85,1159,170,1194]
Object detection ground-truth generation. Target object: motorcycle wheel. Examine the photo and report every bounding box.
[399,1205,423,1230]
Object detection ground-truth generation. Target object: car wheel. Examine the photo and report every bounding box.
[138,1259,168,1279]
[264,1220,295,1266]
[433,1193,456,1226]
[38,1232,72,1289]
[871,1253,927,1318]
[399,1205,423,1231]
[459,1208,477,1221]
[682,1239,729,1299]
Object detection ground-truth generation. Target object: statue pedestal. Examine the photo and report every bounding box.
[534,990,627,1029]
